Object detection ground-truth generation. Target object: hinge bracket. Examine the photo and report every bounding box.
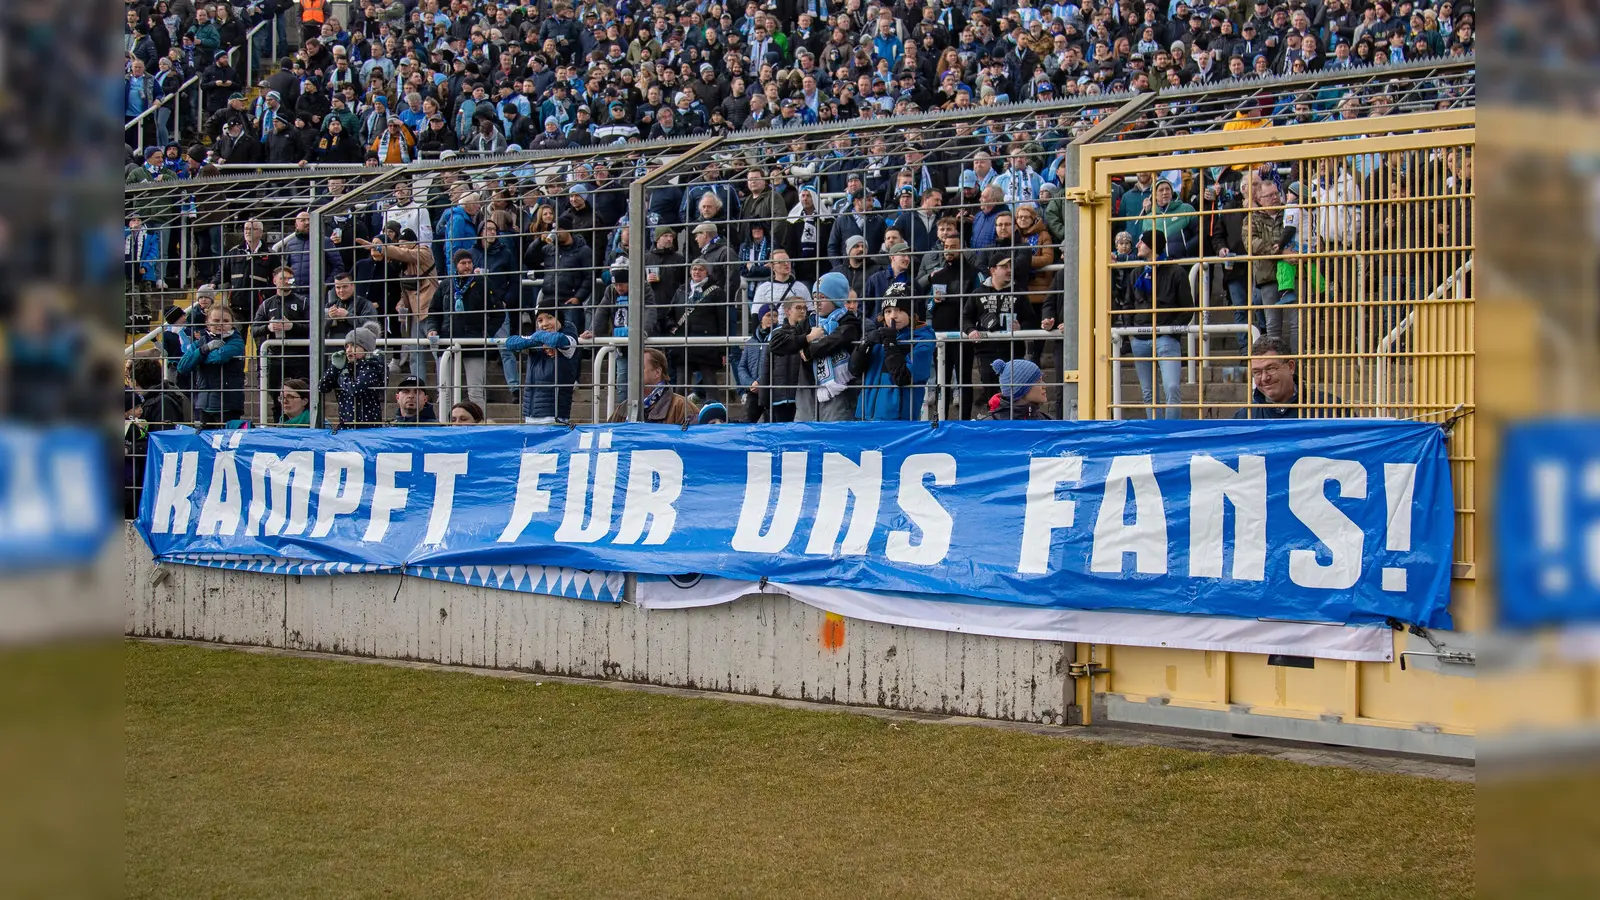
[1065,187,1110,207]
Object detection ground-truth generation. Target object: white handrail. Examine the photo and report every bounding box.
[1108,323,1260,420]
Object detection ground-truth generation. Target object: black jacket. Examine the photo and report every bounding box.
[1116,256,1196,331]
[916,247,981,332]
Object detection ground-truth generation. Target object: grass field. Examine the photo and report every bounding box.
[126,641,1472,899]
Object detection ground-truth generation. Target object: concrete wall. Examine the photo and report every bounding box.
[124,526,1071,723]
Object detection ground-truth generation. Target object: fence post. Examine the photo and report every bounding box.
[308,209,326,426]
[1065,93,1156,422]
[626,136,724,423]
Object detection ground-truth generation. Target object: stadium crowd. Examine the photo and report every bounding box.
[123,0,1474,445]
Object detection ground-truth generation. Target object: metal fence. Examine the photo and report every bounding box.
[123,58,1476,512]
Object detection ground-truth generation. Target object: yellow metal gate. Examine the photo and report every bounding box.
[1072,110,1477,756]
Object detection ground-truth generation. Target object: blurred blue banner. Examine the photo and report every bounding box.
[138,421,1454,627]
[1498,419,1600,627]
[0,425,113,571]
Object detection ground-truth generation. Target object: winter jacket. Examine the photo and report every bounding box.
[437,204,480,268]
[317,353,387,427]
[271,231,345,292]
[1117,255,1196,331]
[736,327,771,389]
[175,328,247,414]
[508,324,581,421]
[669,279,727,368]
[916,248,981,331]
[535,234,595,306]
[849,322,936,421]
[322,289,379,340]
[1247,209,1285,285]
[588,284,658,339]
[374,242,438,333]
[250,291,312,360]
[766,320,814,407]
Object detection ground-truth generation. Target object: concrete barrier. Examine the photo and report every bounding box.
[124,525,1072,723]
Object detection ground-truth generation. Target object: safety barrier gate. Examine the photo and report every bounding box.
[1073,108,1477,756]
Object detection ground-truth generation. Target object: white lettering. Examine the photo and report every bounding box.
[149,450,199,534]
[555,451,619,543]
[311,451,366,538]
[497,452,558,543]
[1091,455,1169,575]
[363,453,412,543]
[1187,455,1267,581]
[422,453,469,545]
[885,453,955,566]
[1288,457,1366,590]
[1018,456,1083,574]
[195,451,243,536]
[805,451,884,556]
[733,452,808,554]
[245,451,315,537]
[613,450,684,545]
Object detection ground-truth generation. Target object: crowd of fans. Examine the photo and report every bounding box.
[125,0,1475,162]
[122,0,1475,446]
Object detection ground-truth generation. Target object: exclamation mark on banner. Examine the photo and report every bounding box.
[1382,463,1417,593]
[1534,461,1571,595]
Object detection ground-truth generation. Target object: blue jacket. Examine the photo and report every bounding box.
[508,323,580,421]
[126,226,161,281]
[735,328,771,389]
[849,322,935,421]
[971,206,1009,249]
[175,329,247,414]
[273,232,344,292]
[437,205,479,267]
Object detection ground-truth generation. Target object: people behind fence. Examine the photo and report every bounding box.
[126,0,1474,429]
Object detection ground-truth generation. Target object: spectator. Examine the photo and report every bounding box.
[850,283,934,421]
[507,306,582,424]
[736,303,777,420]
[964,255,1042,413]
[981,358,1052,420]
[321,269,377,350]
[391,375,438,425]
[803,271,862,421]
[608,348,697,426]
[176,304,246,426]
[696,402,731,425]
[864,241,915,320]
[272,210,345,290]
[535,226,593,335]
[1247,178,1287,348]
[1123,230,1195,421]
[362,229,438,379]
[970,185,1008,250]
[1234,336,1338,419]
[667,258,729,404]
[747,248,812,326]
[251,266,312,420]
[450,401,487,425]
[277,377,312,426]
[317,324,388,428]
[439,250,494,411]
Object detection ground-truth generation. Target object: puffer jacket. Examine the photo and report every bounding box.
[175,328,247,415]
[509,323,581,421]
[317,353,387,427]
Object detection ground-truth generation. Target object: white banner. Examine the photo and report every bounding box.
[637,575,1395,662]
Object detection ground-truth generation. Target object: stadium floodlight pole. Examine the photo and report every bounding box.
[1063,92,1156,421]
[625,135,725,423]
[306,166,408,425]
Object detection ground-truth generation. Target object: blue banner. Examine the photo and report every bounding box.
[138,420,1454,627]
[0,425,114,572]
[1498,419,1600,628]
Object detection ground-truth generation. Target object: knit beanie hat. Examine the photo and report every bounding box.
[816,270,850,301]
[992,357,1043,401]
[696,401,729,425]
[347,321,380,353]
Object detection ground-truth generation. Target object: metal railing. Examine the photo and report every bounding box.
[126,21,272,156]
[125,57,1475,435]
